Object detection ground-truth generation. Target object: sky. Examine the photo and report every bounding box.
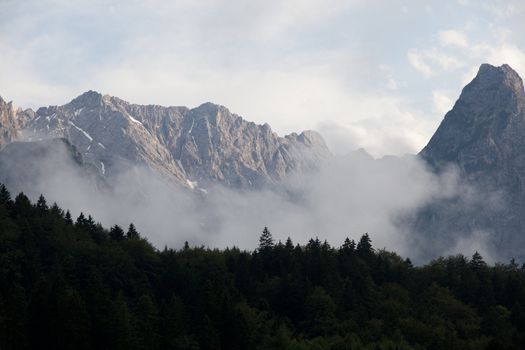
[1,0,524,157]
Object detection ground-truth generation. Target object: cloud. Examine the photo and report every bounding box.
[432,90,455,115]
[0,137,475,263]
[487,43,525,76]
[317,93,435,157]
[408,50,434,77]
[408,48,463,77]
[439,30,469,48]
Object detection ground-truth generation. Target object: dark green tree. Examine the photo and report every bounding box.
[127,223,140,239]
[36,194,48,212]
[76,212,86,226]
[470,251,487,270]
[258,226,274,251]
[109,225,125,241]
[0,184,11,204]
[341,237,356,253]
[356,233,373,258]
[64,210,73,225]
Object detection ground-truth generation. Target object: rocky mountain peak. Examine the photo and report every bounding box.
[459,64,525,109]
[415,63,525,261]
[420,63,525,170]
[68,90,104,109]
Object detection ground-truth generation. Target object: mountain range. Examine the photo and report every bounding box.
[1,92,330,190]
[1,63,525,261]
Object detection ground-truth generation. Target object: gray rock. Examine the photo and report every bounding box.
[417,63,525,261]
[22,91,331,189]
[0,96,33,148]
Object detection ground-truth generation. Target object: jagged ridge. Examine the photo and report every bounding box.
[5,91,331,189]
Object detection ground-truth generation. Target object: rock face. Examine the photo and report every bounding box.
[0,96,33,148]
[5,91,330,189]
[418,64,525,260]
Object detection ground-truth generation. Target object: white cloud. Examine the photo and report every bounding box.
[317,95,434,157]
[407,48,463,77]
[433,90,455,116]
[408,50,434,77]
[439,30,468,48]
[487,43,525,76]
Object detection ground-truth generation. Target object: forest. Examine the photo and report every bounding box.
[0,183,524,350]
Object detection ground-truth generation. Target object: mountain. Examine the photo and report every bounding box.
[20,91,330,189]
[417,64,525,260]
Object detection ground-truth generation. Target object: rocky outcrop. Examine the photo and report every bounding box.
[23,91,331,189]
[0,96,34,148]
[417,64,525,260]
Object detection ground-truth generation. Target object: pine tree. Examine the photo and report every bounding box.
[109,225,125,241]
[0,184,11,204]
[258,227,274,251]
[36,194,48,211]
[14,193,32,215]
[341,238,356,252]
[356,233,373,258]
[50,203,63,218]
[65,211,73,225]
[470,251,487,270]
[285,237,294,251]
[126,223,139,239]
[76,212,86,227]
[83,215,97,235]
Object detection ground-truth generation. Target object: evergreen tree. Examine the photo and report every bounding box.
[65,210,73,225]
[50,203,63,218]
[341,237,356,253]
[1,190,525,349]
[356,233,373,257]
[126,223,140,239]
[36,194,48,211]
[76,212,86,227]
[14,192,32,215]
[109,225,125,241]
[285,237,294,251]
[258,226,274,251]
[87,215,96,227]
[0,184,11,204]
[470,251,487,270]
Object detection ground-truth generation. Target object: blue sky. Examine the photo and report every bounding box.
[1,0,524,156]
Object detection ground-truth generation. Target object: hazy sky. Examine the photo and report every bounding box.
[1,0,524,156]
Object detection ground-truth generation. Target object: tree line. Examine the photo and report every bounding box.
[0,184,524,349]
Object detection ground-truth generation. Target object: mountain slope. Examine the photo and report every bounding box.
[417,63,525,260]
[22,91,331,189]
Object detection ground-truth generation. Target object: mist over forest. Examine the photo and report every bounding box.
[0,139,500,264]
